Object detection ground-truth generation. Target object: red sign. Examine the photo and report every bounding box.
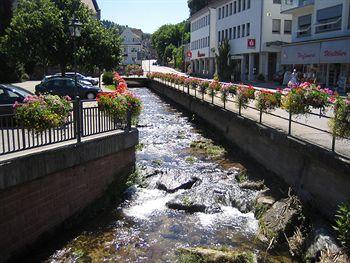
[247,39,256,48]
[323,50,347,57]
[187,51,192,58]
[197,51,205,57]
[297,52,316,60]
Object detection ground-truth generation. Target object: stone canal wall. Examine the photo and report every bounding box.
[148,80,350,221]
[0,130,138,262]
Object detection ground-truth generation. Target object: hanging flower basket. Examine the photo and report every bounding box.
[255,90,282,112]
[13,95,72,132]
[236,85,255,108]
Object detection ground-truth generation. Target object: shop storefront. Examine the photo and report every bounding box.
[281,37,350,92]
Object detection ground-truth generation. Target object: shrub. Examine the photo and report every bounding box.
[255,90,282,112]
[14,95,72,132]
[236,85,255,108]
[330,96,350,138]
[334,200,350,249]
[257,74,265,81]
[102,71,114,85]
[21,73,30,81]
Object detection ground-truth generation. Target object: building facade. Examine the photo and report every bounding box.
[281,0,350,91]
[120,27,142,65]
[189,0,292,81]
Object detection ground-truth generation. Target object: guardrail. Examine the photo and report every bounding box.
[155,78,350,160]
[0,100,131,156]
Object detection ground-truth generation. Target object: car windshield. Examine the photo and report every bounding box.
[11,87,33,97]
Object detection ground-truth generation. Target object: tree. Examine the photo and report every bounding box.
[151,20,190,66]
[216,39,233,82]
[2,0,122,76]
[0,0,13,35]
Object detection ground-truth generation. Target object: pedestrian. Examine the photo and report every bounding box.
[288,69,298,88]
[283,70,291,86]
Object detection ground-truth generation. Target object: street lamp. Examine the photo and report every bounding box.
[69,15,82,99]
[69,15,82,143]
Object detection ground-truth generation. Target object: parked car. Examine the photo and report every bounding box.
[35,77,102,99]
[273,70,286,85]
[41,75,92,87]
[54,72,99,86]
[0,84,33,115]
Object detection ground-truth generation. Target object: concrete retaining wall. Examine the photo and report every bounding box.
[0,130,138,262]
[149,80,350,221]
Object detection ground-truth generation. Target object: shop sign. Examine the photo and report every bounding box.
[320,39,350,63]
[281,42,320,65]
[247,39,256,48]
[197,51,206,57]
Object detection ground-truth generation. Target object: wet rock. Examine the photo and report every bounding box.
[239,180,265,191]
[157,175,200,193]
[259,196,303,246]
[123,186,138,199]
[304,222,343,262]
[166,175,257,214]
[178,247,257,263]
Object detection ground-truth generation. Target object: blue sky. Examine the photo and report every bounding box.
[97,0,189,33]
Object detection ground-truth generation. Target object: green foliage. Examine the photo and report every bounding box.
[0,0,13,35]
[190,140,226,160]
[14,95,72,132]
[334,200,350,249]
[216,39,233,82]
[188,0,210,15]
[102,72,114,85]
[236,171,248,183]
[2,0,121,77]
[185,156,196,164]
[254,203,269,220]
[330,96,350,138]
[257,74,265,81]
[151,21,190,65]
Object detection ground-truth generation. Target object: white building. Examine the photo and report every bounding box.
[120,27,142,65]
[189,0,292,81]
[281,0,350,91]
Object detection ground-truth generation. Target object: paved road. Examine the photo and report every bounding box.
[142,60,188,76]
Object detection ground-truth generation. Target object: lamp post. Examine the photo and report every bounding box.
[69,15,82,143]
[69,15,82,98]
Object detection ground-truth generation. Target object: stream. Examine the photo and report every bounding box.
[32,88,296,262]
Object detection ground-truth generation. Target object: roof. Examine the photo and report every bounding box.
[131,29,143,39]
[80,0,100,13]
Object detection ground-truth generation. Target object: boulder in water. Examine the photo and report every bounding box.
[156,171,200,193]
[239,180,265,191]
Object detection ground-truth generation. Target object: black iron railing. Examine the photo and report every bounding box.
[155,78,350,160]
[0,100,131,156]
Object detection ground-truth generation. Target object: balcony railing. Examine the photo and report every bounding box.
[281,0,314,13]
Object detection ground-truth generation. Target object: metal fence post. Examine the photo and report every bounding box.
[224,99,226,109]
[126,110,132,132]
[212,93,214,104]
[259,108,262,124]
[288,112,292,135]
[75,99,82,143]
[239,102,242,116]
[332,135,336,152]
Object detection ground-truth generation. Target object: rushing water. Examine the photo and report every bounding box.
[32,88,295,262]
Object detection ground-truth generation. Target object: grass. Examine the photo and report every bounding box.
[185,156,196,164]
[105,85,115,91]
[136,143,145,151]
[236,171,248,183]
[190,140,226,160]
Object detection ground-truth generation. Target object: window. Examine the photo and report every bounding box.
[246,23,250,36]
[218,8,221,19]
[226,4,229,17]
[316,4,342,33]
[242,24,245,37]
[237,25,241,38]
[297,14,312,37]
[233,27,236,39]
[284,20,292,34]
[230,3,233,15]
[247,0,250,9]
[273,0,281,3]
[222,7,225,18]
[225,29,228,39]
[238,0,241,12]
[234,1,237,13]
[243,0,246,10]
[218,31,221,42]
[272,19,281,33]
[229,28,232,39]
[222,30,225,40]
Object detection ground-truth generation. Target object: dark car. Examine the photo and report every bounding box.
[54,72,99,86]
[35,77,102,99]
[0,84,33,115]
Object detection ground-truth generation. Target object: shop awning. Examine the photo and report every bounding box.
[266,41,289,47]
[281,38,350,65]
